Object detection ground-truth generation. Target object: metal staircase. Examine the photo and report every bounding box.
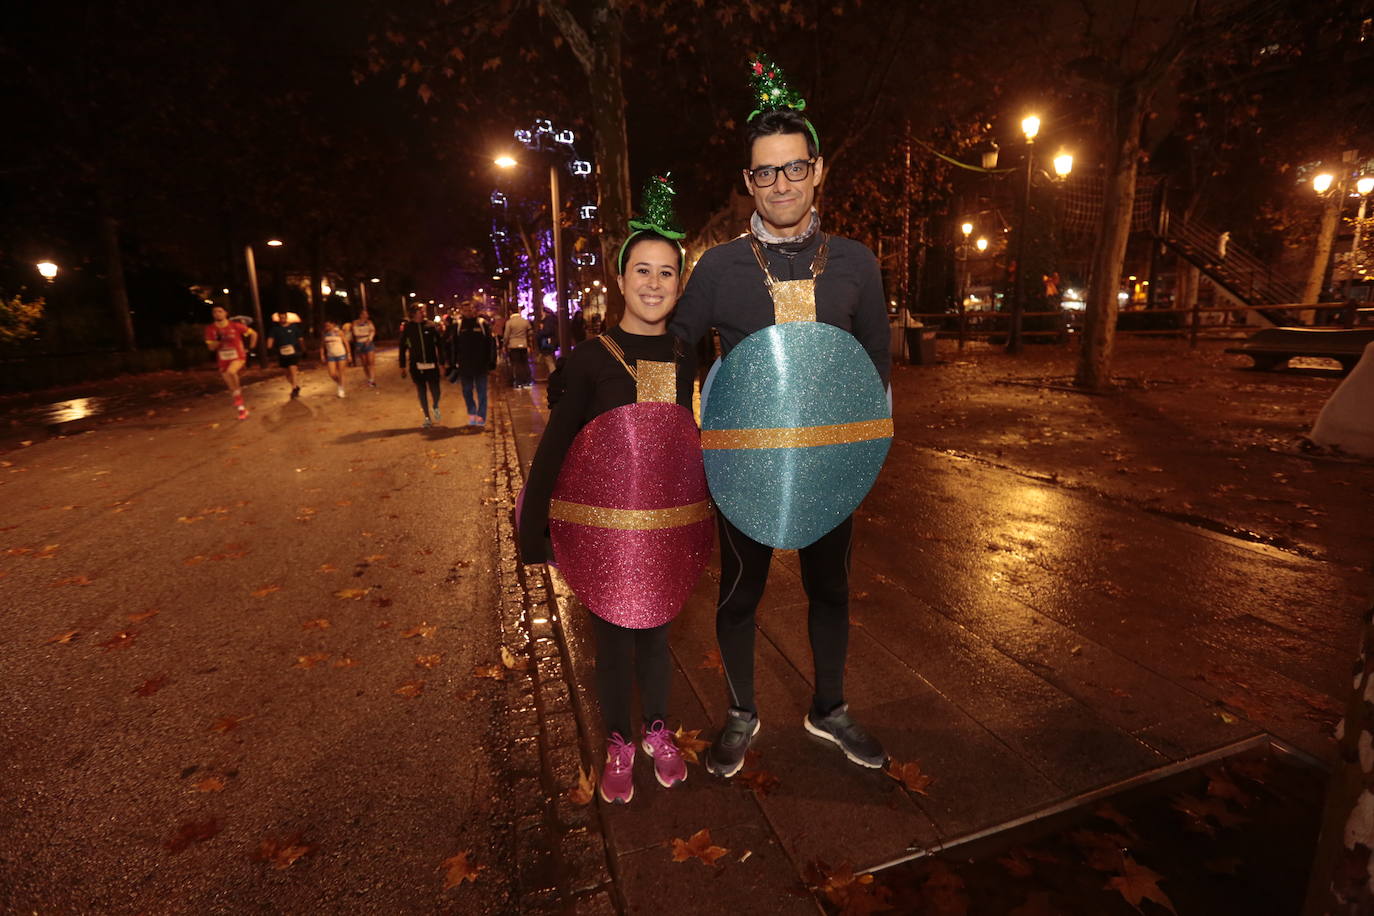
[1156,213,1306,326]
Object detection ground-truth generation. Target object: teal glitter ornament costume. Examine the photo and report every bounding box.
[746,53,820,154]
[617,174,686,273]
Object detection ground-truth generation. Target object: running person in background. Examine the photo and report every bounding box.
[504,309,532,389]
[204,306,257,420]
[398,305,447,428]
[351,308,379,389]
[266,311,304,399]
[320,320,351,398]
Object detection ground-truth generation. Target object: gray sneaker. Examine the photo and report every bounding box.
[803,703,887,768]
[704,707,759,778]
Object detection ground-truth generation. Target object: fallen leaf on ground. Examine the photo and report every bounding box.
[46,629,80,645]
[998,848,1036,878]
[295,653,331,669]
[210,714,251,733]
[568,765,596,805]
[671,828,728,866]
[99,630,137,651]
[254,833,315,870]
[183,555,207,566]
[500,646,531,670]
[363,554,387,563]
[471,664,506,680]
[251,585,283,598]
[415,654,443,668]
[333,657,358,668]
[737,767,780,797]
[333,587,369,600]
[884,759,934,795]
[127,609,160,624]
[302,618,331,630]
[1107,855,1176,914]
[52,575,93,587]
[317,563,338,573]
[698,648,725,674]
[440,851,486,888]
[395,680,425,697]
[921,860,970,916]
[164,818,220,853]
[134,675,170,696]
[674,726,709,766]
[195,776,226,793]
[401,623,437,639]
[804,859,884,912]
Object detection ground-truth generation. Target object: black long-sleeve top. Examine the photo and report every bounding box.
[669,231,891,387]
[518,326,697,564]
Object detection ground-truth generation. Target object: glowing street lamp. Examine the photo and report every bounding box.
[1008,113,1041,354]
[36,261,58,281]
[321,282,332,296]
[265,238,284,248]
[370,277,381,283]
[1313,173,1335,194]
[1053,152,1074,178]
[961,222,973,238]
[1358,176,1374,196]
[1020,115,1041,142]
[976,237,989,252]
[494,155,518,169]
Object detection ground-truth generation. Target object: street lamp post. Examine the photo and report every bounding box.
[243,244,267,360]
[1350,175,1374,277]
[957,222,973,351]
[1007,115,1040,354]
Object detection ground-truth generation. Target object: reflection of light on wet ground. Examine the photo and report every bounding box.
[42,397,105,424]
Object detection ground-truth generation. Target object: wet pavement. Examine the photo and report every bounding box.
[3,338,1369,913]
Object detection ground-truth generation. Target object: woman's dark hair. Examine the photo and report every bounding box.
[745,109,819,161]
[616,230,684,275]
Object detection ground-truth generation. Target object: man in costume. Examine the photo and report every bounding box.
[671,54,892,777]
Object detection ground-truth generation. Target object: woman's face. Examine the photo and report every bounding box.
[617,239,680,334]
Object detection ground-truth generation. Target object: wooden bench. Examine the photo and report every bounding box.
[1225,327,1374,372]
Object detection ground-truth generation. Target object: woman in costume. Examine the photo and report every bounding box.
[519,176,712,805]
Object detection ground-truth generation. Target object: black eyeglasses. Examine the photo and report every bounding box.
[746,158,816,188]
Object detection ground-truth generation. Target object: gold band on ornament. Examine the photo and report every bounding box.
[701,417,894,450]
[548,498,714,530]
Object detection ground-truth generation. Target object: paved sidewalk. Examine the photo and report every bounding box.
[496,345,1364,913]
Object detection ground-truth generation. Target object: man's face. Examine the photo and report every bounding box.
[743,132,823,237]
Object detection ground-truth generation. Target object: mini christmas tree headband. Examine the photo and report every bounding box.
[617,173,686,273]
[746,53,820,154]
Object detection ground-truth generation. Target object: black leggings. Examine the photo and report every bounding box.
[590,615,671,740]
[411,368,441,415]
[715,513,853,717]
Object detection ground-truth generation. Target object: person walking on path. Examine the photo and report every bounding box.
[351,308,379,389]
[398,305,447,428]
[670,55,892,777]
[519,176,705,805]
[266,311,304,399]
[504,309,532,389]
[204,306,257,420]
[453,306,496,426]
[537,307,559,379]
[320,321,351,398]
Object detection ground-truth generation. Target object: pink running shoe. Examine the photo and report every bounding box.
[599,733,635,804]
[641,720,687,788]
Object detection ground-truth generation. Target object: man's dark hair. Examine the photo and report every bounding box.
[745,109,818,162]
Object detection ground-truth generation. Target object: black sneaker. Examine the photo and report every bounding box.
[290,387,300,399]
[704,707,759,778]
[803,703,887,768]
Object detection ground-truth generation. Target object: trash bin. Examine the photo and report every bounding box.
[904,325,937,365]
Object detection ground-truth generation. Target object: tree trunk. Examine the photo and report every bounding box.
[1075,85,1144,391]
[1303,601,1374,915]
[97,184,137,351]
[309,234,323,337]
[1303,186,1342,304]
[543,0,631,328]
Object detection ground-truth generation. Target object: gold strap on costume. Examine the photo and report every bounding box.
[548,498,713,530]
[701,417,894,450]
[749,235,829,324]
[599,335,677,404]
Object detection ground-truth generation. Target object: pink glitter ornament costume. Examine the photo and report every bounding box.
[520,187,704,802]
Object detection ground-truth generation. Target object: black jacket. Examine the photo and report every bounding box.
[453,317,496,376]
[398,321,445,370]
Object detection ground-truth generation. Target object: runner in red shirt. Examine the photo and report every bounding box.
[204,306,258,420]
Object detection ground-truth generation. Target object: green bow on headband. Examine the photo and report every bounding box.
[745,53,820,153]
[618,174,686,272]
